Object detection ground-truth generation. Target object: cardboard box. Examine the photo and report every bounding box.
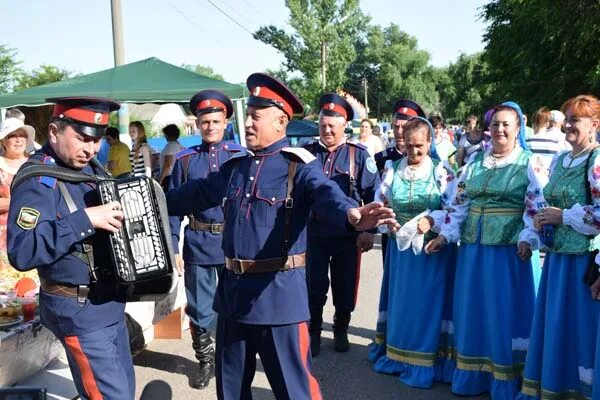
[154,307,184,339]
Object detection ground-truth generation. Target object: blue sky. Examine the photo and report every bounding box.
[1,0,488,84]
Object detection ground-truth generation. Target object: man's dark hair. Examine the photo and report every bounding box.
[105,127,120,140]
[162,124,180,140]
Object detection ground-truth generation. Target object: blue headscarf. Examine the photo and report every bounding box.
[499,101,529,151]
[407,116,440,160]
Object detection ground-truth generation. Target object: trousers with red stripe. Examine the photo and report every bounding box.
[41,292,135,400]
[215,317,322,400]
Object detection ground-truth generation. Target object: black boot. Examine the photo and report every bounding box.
[190,331,215,389]
[333,311,351,352]
[309,310,323,357]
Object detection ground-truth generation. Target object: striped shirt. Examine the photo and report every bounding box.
[129,144,149,177]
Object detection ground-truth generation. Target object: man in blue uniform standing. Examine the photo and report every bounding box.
[166,73,397,400]
[7,97,135,400]
[169,89,244,389]
[304,94,380,356]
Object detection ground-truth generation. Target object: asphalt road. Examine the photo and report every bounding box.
[133,242,489,400]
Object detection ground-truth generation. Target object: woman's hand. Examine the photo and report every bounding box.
[591,274,600,300]
[424,235,447,254]
[534,207,563,227]
[517,241,532,261]
[417,216,434,235]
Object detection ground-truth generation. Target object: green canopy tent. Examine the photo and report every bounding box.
[0,57,247,143]
[0,57,246,107]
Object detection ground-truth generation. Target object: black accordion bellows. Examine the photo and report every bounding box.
[98,176,177,301]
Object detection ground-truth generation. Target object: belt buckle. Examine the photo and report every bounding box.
[232,259,246,275]
[285,198,294,209]
[77,285,89,305]
[210,223,222,235]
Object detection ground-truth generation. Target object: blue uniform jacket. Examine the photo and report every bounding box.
[166,137,358,324]
[375,146,403,174]
[7,145,124,333]
[168,141,244,265]
[303,141,380,237]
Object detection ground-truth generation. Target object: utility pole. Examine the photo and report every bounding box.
[321,40,327,90]
[363,75,368,117]
[111,0,125,67]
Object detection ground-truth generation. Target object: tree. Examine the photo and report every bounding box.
[0,44,21,94]
[435,52,495,123]
[481,0,600,113]
[181,64,224,80]
[345,24,440,118]
[255,0,369,108]
[15,65,77,90]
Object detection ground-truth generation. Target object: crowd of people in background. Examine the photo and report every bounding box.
[3,82,600,400]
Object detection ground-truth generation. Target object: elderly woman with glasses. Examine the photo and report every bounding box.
[369,116,457,389]
[517,95,600,400]
[426,102,543,399]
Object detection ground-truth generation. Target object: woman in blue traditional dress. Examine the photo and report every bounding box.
[368,117,457,388]
[518,95,600,400]
[426,102,541,399]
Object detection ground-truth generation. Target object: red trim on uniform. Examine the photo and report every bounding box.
[353,248,362,308]
[298,322,323,400]
[250,86,293,117]
[395,107,418,117]
[64,336,103,400]
[321,102,347,119]
[53,105,109,125]
[197,99,226,112]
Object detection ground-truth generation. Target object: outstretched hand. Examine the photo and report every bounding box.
[347,202,397,232]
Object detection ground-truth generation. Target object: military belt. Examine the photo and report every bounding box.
[225,253,306,274]
[188,219,224,234]
[40,278,90,304]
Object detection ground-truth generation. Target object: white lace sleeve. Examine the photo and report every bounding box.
[439,160,473,243]
[376,160,395,234]
[429,161,456,233]
[562,152,600,235]
[518,156,548,249]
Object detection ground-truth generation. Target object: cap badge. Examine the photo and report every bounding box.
[94,113,103,123]
[253,87,261,96]
[401,107,408,113]
[328,103,335,110]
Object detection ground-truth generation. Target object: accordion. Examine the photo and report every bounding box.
[97,176,176,300]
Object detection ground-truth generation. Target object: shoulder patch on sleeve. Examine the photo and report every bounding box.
[176,148,197,160]
[366,156,377,174]
[223,142,244,152]
[17,207,40,230]
[281,147,317,164]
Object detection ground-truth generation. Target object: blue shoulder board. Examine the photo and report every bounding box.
[222,148,248,166]
[223,142,244,152]
[176,148,197,160]
[38,156,57,188]
[347,141,368,151]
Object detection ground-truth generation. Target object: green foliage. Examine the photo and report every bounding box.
[435,52,495,123]
[255,0,369,108]
[346,24,440,118]
[0,44,21,93]
[15,64,77,90]
[181,64,224,80]
[480,0,600,113]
